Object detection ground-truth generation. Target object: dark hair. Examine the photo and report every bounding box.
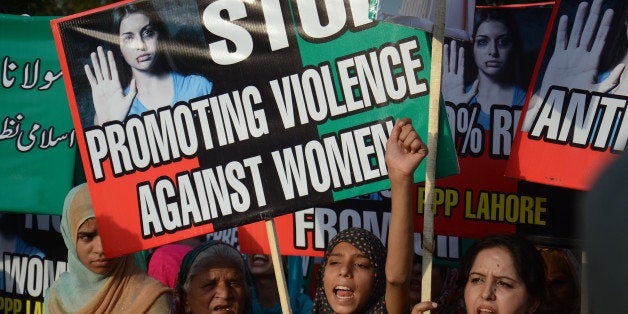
[468,9,523,86]
[599,0,627,74]
[110,1,171,87]
[458,234,546,308]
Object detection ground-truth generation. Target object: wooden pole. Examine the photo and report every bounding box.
[265,218,292,314]
[421,0,447,310]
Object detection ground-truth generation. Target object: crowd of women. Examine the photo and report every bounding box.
[43,117,578,314]
[37,0,625,312]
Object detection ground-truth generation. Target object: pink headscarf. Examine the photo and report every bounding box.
[148,244,194,288]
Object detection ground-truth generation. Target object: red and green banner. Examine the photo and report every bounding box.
[0,14,76,215]
[51,0,458,256]
[507,0,627,190]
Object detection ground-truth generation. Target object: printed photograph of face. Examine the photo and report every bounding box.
[56,0,213,127]
[473,19,514,79]
[441,7,550,130]
[117,11,160,72]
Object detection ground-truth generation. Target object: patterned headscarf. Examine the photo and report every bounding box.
[312,227,387,313]
[44,183,171,313]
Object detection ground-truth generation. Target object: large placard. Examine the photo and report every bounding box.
[51,0,458,256]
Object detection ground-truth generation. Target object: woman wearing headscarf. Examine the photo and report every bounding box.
[174,240,251,314]
[313,227,389,313]
[44,183,172,313]
[312,118,429,313]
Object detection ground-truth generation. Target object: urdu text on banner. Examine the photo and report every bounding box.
[0,14,75,215]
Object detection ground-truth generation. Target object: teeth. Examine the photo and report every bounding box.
[335,286,351,291]
[215,307,233,312]
[252,254,267,262]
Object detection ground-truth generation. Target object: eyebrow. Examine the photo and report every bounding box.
[120,24,153,36]
[77,231,97,237]
[204,274,244,282]
[328,252,370,260]
[469,271,517,281]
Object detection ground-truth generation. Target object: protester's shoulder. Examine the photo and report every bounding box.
[146,292,173,314]
[295,292,314,314]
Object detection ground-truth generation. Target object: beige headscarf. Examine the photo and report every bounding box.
[44,183,171,313]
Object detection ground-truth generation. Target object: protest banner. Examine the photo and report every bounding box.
[507,0,628,190]
[240,2,584,260]
[0,14,76,215]
[238,183,578,255]
[51,0,458,256]
[378,4,566,239]
[1,14,73,310]
[1,213,67,314]
[239,196,465,259]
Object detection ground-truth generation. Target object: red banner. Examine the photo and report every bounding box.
[507,0,627,190]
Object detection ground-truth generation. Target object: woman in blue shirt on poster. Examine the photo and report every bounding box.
[84,2,212,125]
[442,9,526,130]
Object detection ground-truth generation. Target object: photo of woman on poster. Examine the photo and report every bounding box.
[522,0,627,131]
[442,9,527,130]
[84,1,213,125]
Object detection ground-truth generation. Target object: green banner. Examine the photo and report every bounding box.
[0,14,76,215]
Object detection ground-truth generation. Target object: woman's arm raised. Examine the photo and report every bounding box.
[384,118,428,313]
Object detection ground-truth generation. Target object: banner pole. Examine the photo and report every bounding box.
[421,0,446,309]
[265,218,292,314]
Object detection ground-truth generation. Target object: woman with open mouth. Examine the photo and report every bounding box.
[312,118,429,313]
